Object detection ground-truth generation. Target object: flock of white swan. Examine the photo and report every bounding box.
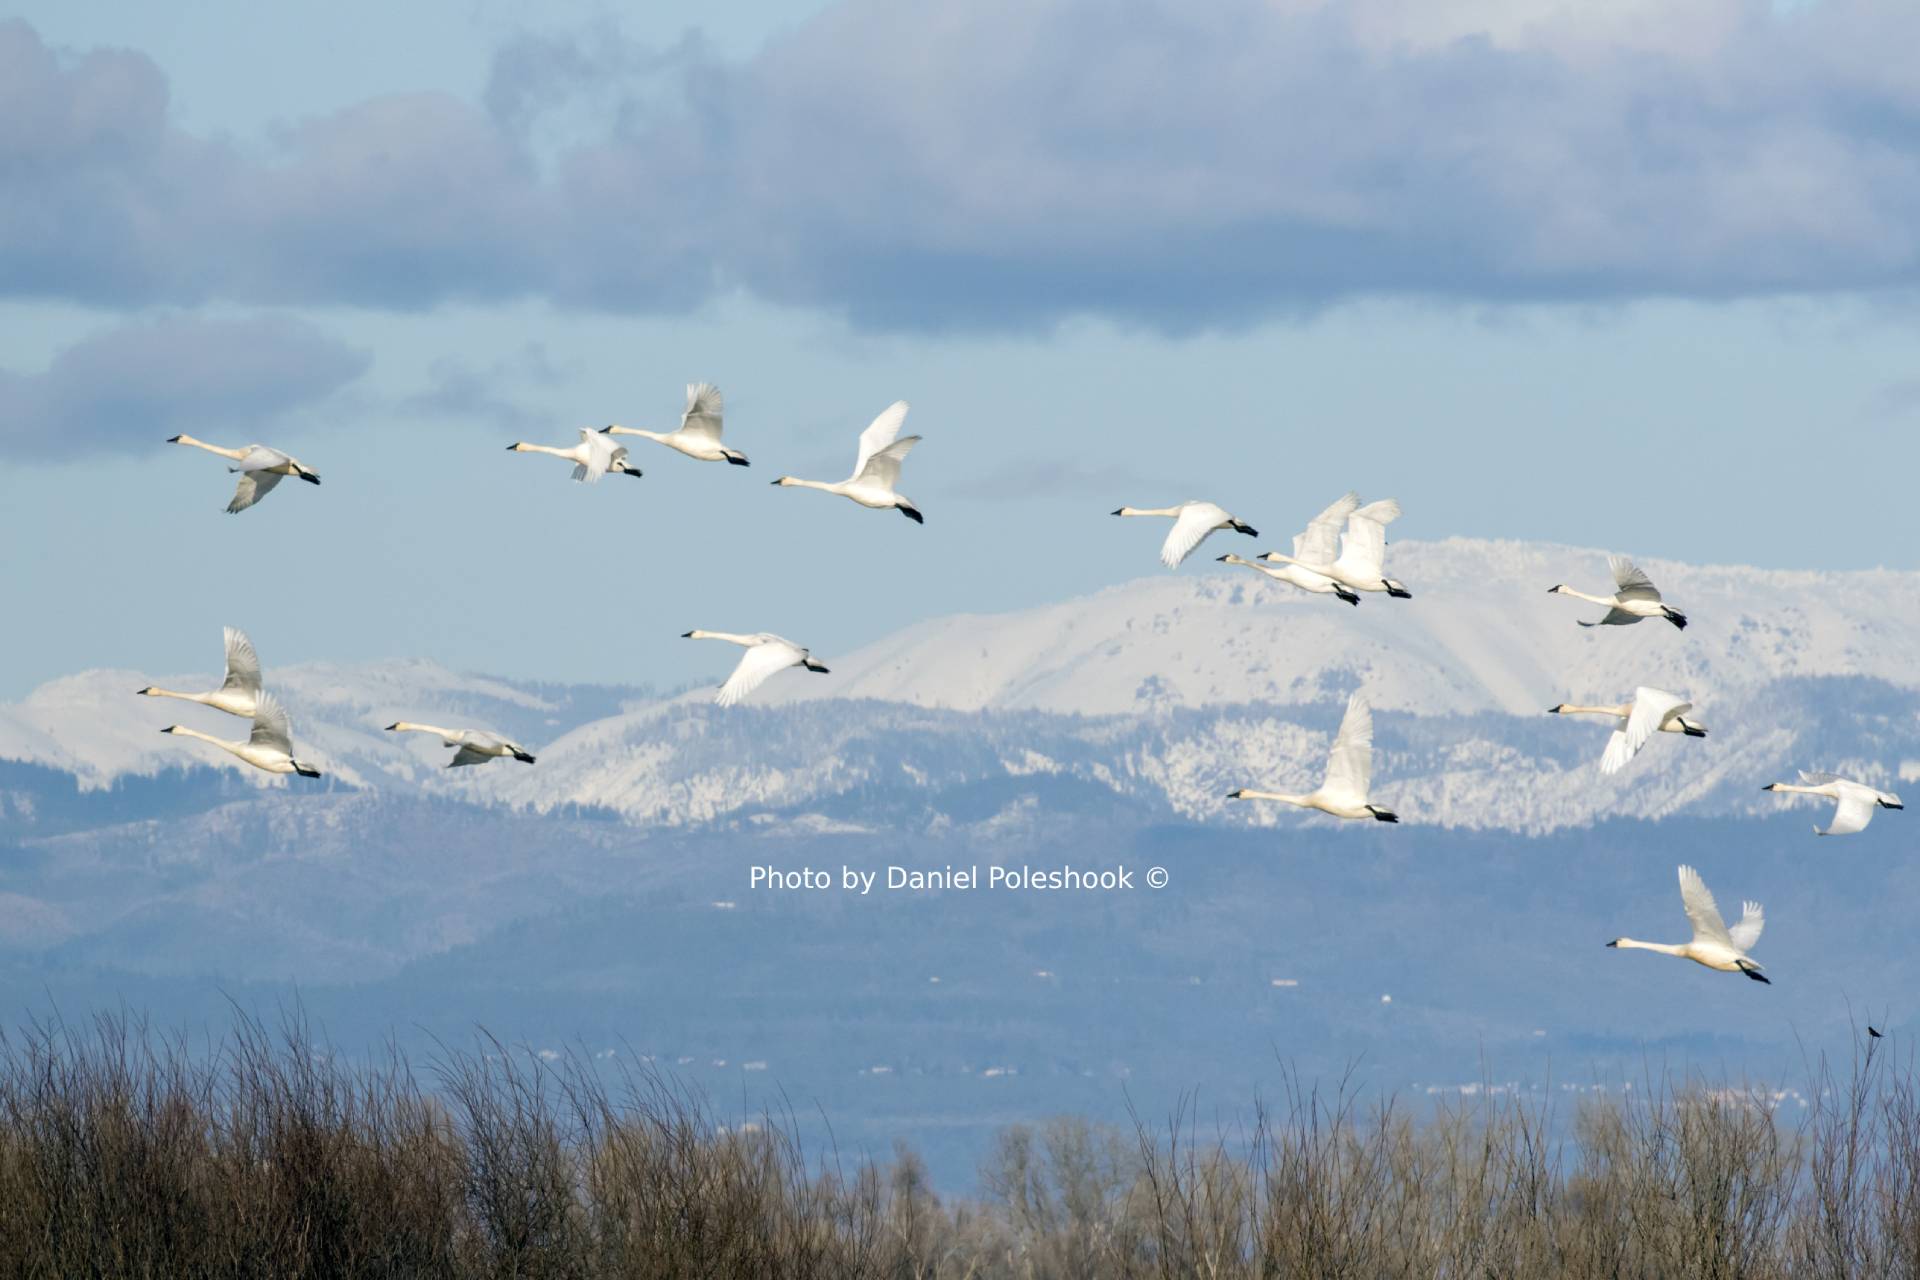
[156,386,1901,988]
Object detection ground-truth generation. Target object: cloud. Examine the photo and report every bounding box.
[0,314,370,459]
[8,4,1920,329]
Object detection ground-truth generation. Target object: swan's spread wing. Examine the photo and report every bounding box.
[715,640,803,707]
[1823,787,1876,836]
[228,470,283,513]
[1321,695,1374,803]
[853,401,910,476]
[248,692,295,755]
[1728,901,1764,952]
[577,429,614,483]
[1160,504,1225,569]
[1338,514,1388,575]
[1623,688,1689,760]
[221,627,262,694]
[855,435,919,491]
[1677,865,1733,946]
[1798,770,1842,786]
[1296,493,1357,565]
[1351,498,1401,529]
[449,744,492,767]
[1599,726,1632,775]
[1610,556,1662,602]
[680,383,724,441]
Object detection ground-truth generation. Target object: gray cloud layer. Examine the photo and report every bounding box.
[0,314,370,459]
[6,3,1920,330]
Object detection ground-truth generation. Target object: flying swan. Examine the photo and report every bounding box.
[1607,864,1767,983]
[168,434,320,513]
[1549,687,1705,775]
[137,626,263,718]
[160,690,321,778]
[602,383,748,466]
[1220,492,1359,604]
[386,722,536,767]
[506,429,642,482]
[1549,556,1687,629]
[1226,694,1399,823]
[1261,498,1410,598]
[770,401,923,522]
[684,631,831,707]
[1763,771,1903,836]
[1111,502,1258,569]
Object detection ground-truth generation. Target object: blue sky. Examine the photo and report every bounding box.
[3,0,1918,698]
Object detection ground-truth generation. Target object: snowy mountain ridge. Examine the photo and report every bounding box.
[5,538,1917,836]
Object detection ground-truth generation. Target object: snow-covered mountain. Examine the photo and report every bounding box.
[5,539,1917,835]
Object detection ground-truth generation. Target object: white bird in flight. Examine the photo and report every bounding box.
[159,690,321,778]
[168,434,321,513]
[1549,556,1687,629]
[1549,687,1705,775]
[506,429,643,482]
[770,401,923,522]
[683,631,831,707]
[386,722,536,767]
[1607,864,1768,983]
[1226,694,1399,823]
[137,626,263,719]
[1260,497,1410,598]
[1218,554,1358,605]
[1221,493,1359,604]
[1763,771,1903,836]
[1111,502,1257,569]
[601,383,748,466]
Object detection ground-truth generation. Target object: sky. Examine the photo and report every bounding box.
[3,0,1919,700]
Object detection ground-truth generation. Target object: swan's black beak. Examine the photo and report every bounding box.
[1547,705,1564,714]
[1216,554,1229,562]
[1605,940,1619,948]
[1110,508,1124,516]
[384,723,400,731]
[504,443,519,451]
[166,434,184,443]
[680,631,694,638]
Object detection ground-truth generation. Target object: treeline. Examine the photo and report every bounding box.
[0,1011,1916,1277]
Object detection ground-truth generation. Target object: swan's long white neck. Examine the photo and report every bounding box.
[687,630,757,646]
[775,477,843,494]
[1554,703,1629,719]
[1766,783,1829,797]
[1610,938,1687,957]
[511,442,581,460]
[170,434,248,462]
[1114,505,1182,518]
[1233,788,1311,807]
[142,686,215,706]
[389,721,460,740]
[167,725,241,753]
[607,426,667,442]
[1554,586,1617,607]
